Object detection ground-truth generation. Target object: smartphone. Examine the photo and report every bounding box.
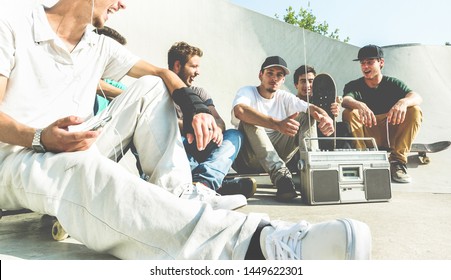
[85,115,112,131]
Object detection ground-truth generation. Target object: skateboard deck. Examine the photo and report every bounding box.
[311,73,346,149]
[311,73,337,119]
[410,141,451,164]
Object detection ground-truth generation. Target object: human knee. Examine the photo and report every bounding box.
[405,106,422,122]
[223,129,243,143]
[342,108,358,123]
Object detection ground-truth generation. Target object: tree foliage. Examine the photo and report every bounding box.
[277,6,350,43]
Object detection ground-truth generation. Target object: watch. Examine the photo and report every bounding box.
[32,128,46,153]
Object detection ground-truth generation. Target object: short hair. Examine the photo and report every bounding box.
[293,65,316,85]
[168,41,203,70]
[95,26,127,45]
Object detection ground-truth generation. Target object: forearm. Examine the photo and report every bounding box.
[342,96,366,110]
[400,92,423,107]
[0,112,34,148]
[233,104,278,130]
[97,80,124,99]
[308,104,329,121]
[127,60,185,94]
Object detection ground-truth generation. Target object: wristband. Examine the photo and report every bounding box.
[172,87,212,134]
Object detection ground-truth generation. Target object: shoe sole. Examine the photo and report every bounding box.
[217,177,258,199]
[391,176,412,183]
[275,191,298,202]
[338,218,372,260]
[245,178,257,198]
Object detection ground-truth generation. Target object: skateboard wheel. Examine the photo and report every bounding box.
[422,156,430,164]
[52,220,69,241]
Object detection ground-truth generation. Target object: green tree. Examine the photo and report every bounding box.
[276,5,350,43]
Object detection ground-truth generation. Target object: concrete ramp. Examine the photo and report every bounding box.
[383,44,451,142]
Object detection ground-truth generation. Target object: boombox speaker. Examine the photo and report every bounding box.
[299,137,392,205]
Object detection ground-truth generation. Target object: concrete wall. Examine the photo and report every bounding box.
[105,0,361,126]
[108,0,451,142]
[5,0,451,143]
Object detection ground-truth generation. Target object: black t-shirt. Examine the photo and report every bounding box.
[343,76,411,115]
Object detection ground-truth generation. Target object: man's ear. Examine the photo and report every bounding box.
[173,60,182,74]
[379,58,385,69]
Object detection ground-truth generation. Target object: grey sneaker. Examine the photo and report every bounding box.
[260,219,372,260]
[390,161,412,183]
[179,182,247,210]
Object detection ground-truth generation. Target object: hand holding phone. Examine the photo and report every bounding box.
[69,115,112,132]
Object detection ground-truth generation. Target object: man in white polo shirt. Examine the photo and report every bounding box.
[0,0,372,260]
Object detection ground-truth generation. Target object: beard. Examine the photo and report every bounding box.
[265,87,277,93]
[91,15,105,28]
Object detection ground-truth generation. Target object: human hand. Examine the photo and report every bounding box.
[276,112,300,137]
[357,103,377,127]
[315,111,334,136]
[330,102,340,117]
[387,100,408,125]
[187,113,219,151]
[330,96,342,118]
[41,116,100,153]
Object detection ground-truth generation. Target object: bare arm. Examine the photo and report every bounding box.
[308,104,334,136]
[0,75,34,147]
[342,95,377,127]
[97,80,124,99]
[127,60,186,94]
[387,91,422,124]
[343,91,422,126]
[0,75,99,152]
[127,60,217,151]
[233,104,300,137]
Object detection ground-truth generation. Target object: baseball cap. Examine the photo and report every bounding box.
[353,45,384,61]
[261,56,290,75]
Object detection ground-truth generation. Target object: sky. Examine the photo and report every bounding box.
[229,0,450,47]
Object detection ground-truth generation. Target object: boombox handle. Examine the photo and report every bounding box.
[302,137,379,152]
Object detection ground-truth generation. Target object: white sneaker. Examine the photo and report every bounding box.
[260,219,372,260]
[179,182,247,210]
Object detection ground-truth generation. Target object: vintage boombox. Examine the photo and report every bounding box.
[298,138,392,205]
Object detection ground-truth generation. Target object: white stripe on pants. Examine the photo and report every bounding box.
[0,76,264,259]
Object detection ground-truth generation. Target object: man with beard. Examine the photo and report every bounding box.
[168,42,256,199]
[231,56,334,202]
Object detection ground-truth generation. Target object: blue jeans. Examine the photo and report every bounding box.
[183,129,243,190]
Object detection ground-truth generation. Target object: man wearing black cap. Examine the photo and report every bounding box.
[342,45,423,183]
[231,56,334,201]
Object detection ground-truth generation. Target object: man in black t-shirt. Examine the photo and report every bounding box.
[342,45,423,183]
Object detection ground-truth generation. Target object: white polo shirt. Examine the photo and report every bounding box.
[0,4,140,128]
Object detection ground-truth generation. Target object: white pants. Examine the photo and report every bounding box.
[0,76,263,259]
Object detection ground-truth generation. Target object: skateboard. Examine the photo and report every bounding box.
[410,141,451,164]
[0,209,69,241]
[311,73,345,149]
[311,73,337,120]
